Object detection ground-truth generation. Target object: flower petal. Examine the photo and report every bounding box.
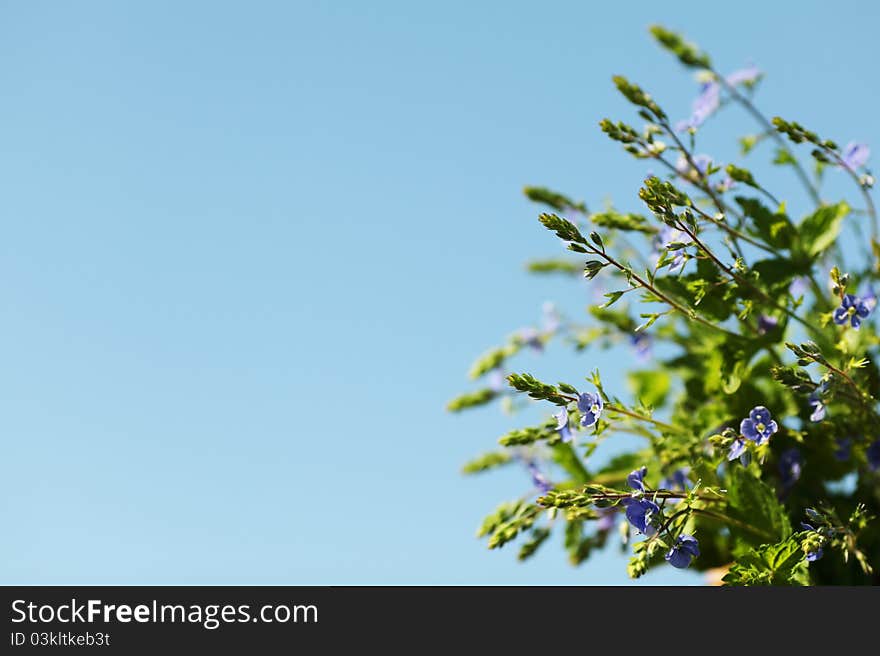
[740,418,758,442]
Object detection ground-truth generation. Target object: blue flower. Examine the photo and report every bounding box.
[834,437,852,462]
[789,276,809,298]
[554,408,574,443]
[728,437,748,461]
[740,406,778,445]
[676,81,720,132]
[577,391,603,427]
[841,142,870,170]
[487,368,506,392]
[806,547,824,562]
[674,153,713,178]
[626,466,648,491]
[665,534,700,569]
[526,460,552,495]
[541,301,561,334]
[832,294,872,329]
[867,439,880,471]
[621,497,660,535]
[652,225,688,272]
[661,467,691,491]
[630,332,652,362]
[596,507,618,532]
[778,448,802,488]
[515,327,544,351]
[757,314,778,335]
[725,64,762,86]
[808,389,827,423]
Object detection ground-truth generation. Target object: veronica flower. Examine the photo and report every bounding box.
[554,407,574,443]
[808,383,827,422]
[728,437,748,461]
[526,460,552,495]
[834,437,852,462]
[841,142,870,170]
[660,467,691,491]
[740,406,778,445]
[832,294,872,329]
[867,439,880,471]
[778,448,803,489]
[861,285,878,313]
[665,534,700,569]
[757,314,778,335]
[541,301,561,334]
[596,507,618,532]
[725,64,762,86]
[577,391,603,427]
[806,547,824,562]
[515,327,544,351]
[487,369,506,393]
[620,466,660,535]
[676,81,720,132]
[789,276,809,298]
[627,466,648,491]
[674,153,712,178]
[629,332,652,362]
[652,225,688,272]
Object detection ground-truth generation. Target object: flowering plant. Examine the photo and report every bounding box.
[448,26,879,585]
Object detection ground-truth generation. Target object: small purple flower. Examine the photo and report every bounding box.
[725,64,762,86]
[487,369,506,393]
[832,294,872,329]
[676,81,720,132]
[740,406,778,445]
[526,460,552,495]
[626,466,648,492]
[652,225,688,272]
[728,437,748,461]
[789,276,809,298]
[554,407,574,443]
[806,547,824,562]
[867,439,880,471]
[665,534,700,569]
[629,332,652,362]
[862,285,878,313]
[757,314,778,335]
[805,507,821,522]
[577,391,603,428]
[660,467,691,491]
[541,301,561,333]
[808,386,827,423]
[675,153,712,177]
[621,497,660,535]
[516,327,544,351]
[834,437,852,462]
[778,448,802,488]
[841,142,870,170]
[596,507,618,532]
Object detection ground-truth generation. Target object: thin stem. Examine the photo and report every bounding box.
[605,404,685,434]
[714,70,821,207]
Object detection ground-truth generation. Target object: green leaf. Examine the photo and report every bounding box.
[798,201,849,257]
[725,467,792,547]
[722,538,808,586]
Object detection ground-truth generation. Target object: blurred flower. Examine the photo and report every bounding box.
[622,497,659,535]
[834,437,852,462]
[832,294,872,329]
[525,460,552,495]
[630,332,652,362]
[806,547,824,562]
[577,391,603,427]
[675,153,713,177]
[487,369,506,393]
[515,327,544,351]
[728,437,748,461]
[665,534,700,569]
[808,382,827,423]
[740,406,778,445]
[596,507,618,532]
[725,64,762,86]
[778,448,803,488]
[789,276,809,298]
[841,142,870,170]
[676,81,720,132]
[652,225,688,272]
[661,467,691,491]
[554,407,574,443]
[541,301,561,333]
[757,314,778,335]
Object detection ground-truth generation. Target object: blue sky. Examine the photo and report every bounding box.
[1,1,877,584]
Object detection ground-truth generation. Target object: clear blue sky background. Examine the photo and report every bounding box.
[2,1,877,584]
